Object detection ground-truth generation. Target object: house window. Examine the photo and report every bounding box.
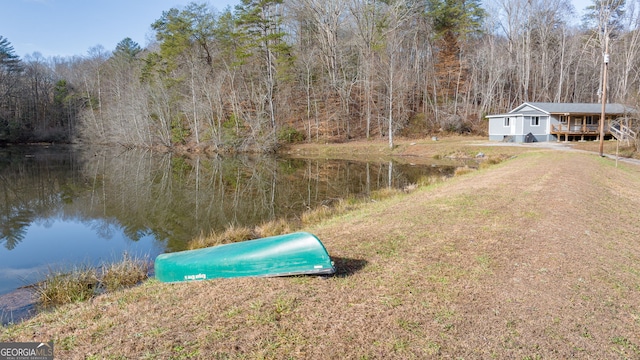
[531,116,540,126]
[560,115,568,124]
[504,118,510,127]
[586,116,595,125]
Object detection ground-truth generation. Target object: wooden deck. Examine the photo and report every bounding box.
[551,117,636,142]
[550,121,613,142]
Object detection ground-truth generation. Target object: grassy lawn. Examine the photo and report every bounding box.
[2,137,640,359]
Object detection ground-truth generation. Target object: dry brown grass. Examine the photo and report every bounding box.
[254,218,293,238]
[4,137,640,359]
[571,138,639,159]
[369,187,404,201]
[100,254,150,292]
[33,256,150,309]
[187,225,254,250]
[453,165,476,176]
[34,266,98,308]
[283,135,528,166]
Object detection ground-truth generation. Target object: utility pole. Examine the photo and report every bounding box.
[599,22,609,157]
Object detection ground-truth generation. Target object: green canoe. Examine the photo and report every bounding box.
[154,232,335,282]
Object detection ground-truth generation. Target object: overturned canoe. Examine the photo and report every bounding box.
[154,232,335,283]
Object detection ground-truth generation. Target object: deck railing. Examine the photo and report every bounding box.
[550,123,605,134]
[609,119,636,145]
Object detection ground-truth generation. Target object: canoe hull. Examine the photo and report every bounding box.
[154,232,335,282]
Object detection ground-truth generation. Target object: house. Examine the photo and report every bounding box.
[487,102,636,142]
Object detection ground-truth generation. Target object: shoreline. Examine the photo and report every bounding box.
[0,288,36,326]
[4,139,640,358]
[2,137,636,327]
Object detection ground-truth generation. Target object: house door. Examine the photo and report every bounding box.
[572,117,582,132]
[510,118,516,135]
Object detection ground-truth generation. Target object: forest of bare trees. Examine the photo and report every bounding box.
[1,0,639,151]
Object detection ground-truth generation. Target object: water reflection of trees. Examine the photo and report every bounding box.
[0,147,81,250]
[1,146,458,252]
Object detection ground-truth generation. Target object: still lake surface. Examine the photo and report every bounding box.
[0,145,470,295]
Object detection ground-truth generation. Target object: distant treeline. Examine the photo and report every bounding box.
[0,0,638,151]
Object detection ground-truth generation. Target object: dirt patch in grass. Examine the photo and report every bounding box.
[3,138,640,359]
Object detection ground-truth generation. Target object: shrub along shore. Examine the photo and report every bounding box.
[2,137,640,359]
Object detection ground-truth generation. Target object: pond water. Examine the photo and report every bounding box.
[0,145,469,297]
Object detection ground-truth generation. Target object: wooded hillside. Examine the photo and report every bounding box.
[1,0,638,151]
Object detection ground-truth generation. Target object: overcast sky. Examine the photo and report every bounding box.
[1,0,595,59]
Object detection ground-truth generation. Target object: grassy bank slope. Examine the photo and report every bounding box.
[3,146,640,359]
